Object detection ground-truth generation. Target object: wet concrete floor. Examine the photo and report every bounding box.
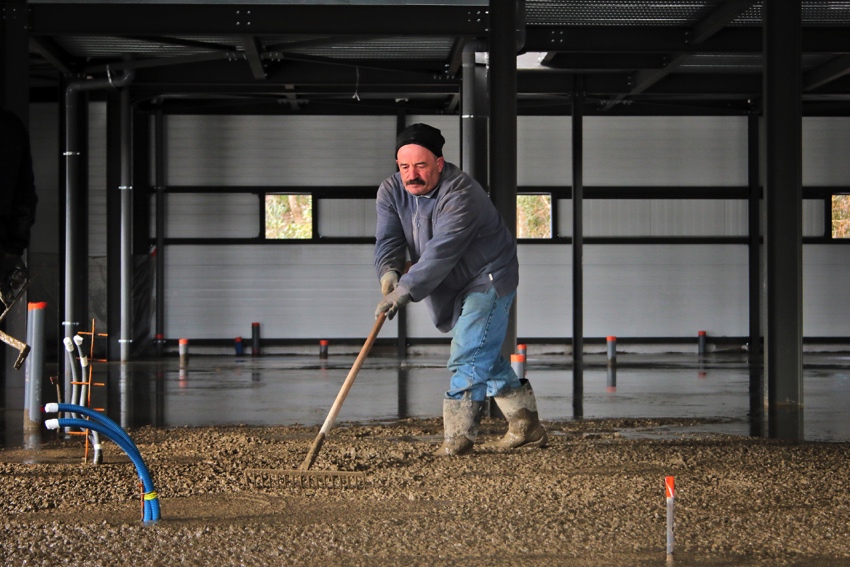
[4,350,850,447]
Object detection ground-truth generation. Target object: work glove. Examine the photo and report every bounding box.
[375,288,411,320]
[380,271,399,296]
[1,253,28,307]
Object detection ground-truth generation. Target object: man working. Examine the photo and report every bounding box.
[0,107,38,308]
[374,123,547,456]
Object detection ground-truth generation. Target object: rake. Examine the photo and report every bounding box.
[247,312,387,489]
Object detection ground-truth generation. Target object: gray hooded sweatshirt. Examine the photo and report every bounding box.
[375,162,518,332]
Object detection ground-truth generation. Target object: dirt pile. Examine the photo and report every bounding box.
[2,417,849,566]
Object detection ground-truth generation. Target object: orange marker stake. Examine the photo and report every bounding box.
[510,353,526,380]
[666,476,675,559]
[178,338,189,368]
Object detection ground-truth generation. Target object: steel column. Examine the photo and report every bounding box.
[63,86,90,401]
[747,112,762,364]
[154,110,165,357]
[763,1,803,424]
[572,76,584,418]
[489,0,518,362]
[119,87,133,362]
[461,40,488,187]
[394,112,408,360]
[747,113,764,425]
[106,90,122,361]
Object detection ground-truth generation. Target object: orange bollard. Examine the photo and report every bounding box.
[178,338,189,368]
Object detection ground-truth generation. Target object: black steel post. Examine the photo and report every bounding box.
[106,89,122,361]
[747,113,764,423]
[489,0,518,363]
[154,110,165,357]
[461,40,488,187]
[395,111,408,360]
[763,0,804,436]
[572,76,585,419]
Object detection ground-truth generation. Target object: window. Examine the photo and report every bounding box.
[265,194,313,239]
[832,195,850,238]
[517,194,552,238]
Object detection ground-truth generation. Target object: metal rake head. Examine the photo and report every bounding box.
[245,468,367,490]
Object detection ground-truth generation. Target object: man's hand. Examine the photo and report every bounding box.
[1,253,28,307]
[380,271,399,296]
[375,288,411,320]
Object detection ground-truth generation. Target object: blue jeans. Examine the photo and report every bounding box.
[446,288,521,402]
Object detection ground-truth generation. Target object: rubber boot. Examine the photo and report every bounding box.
[433,398,484,457]
[487,380,548,449]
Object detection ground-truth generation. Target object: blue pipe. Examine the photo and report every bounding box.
[52,405,161,523]
[48,403,138,458]
[44,415,160,523]
[50,417,159,523]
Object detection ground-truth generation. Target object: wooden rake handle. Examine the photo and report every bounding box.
[299,312,387,472]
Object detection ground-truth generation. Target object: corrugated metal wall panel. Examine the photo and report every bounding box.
[127,241,850,341]
[317,198,376,238]
[164,244,381,339]
[650,200,748,236]
[516,244,749,338]
[560,199,821,237]
[584,200,654,236]
[556,198,572,236]
[518,116,572,186]
[516,245,573,337]
[803,118,850,186]
[165,115,396,186]
[102,112,850,342]
[559,199,748,237]
[803,199,825,237]
[804,245,850,336]
[150,193,260,239]
[583,244,750,338]
[583,116,748,187]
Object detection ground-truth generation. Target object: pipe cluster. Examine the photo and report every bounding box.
[44,403,161,523]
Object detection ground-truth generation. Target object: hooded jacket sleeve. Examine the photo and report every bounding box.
[374,178,409,280]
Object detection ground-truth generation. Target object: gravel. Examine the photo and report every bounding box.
[2,417,849,566]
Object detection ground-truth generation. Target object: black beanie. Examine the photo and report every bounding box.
[395,123,445,158]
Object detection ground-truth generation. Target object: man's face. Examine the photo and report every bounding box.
[396,144,444,196]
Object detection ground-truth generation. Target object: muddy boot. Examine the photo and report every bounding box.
[487,380,548,449]
[433,398,484,457]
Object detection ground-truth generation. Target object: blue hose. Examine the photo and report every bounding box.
[51,403,139,458]
[45,415,160,523]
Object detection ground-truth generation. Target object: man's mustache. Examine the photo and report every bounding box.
[406,179,425,186]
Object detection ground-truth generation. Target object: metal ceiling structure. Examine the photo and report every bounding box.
[21,0,850,116]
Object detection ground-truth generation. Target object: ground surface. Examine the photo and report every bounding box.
[2,417,849,566]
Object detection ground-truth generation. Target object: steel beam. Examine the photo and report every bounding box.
[28,3,489,35]
[804,54,850,91]
[241,35,267,80]
[525,27,850,54]
[601,0,755,111]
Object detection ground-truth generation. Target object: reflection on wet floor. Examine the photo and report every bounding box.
[4,351,850,447]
